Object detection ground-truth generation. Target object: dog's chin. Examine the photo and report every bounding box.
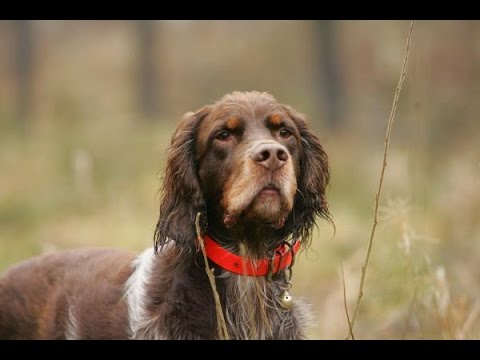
[242,190,291,229]
[223,183,296,229]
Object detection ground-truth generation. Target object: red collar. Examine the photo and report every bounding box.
[204,235,300,277]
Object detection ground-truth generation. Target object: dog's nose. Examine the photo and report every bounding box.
[251,143,289,170]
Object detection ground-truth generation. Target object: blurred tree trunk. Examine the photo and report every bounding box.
[136,20,159,119]
[14,20,34,131]
[314,20,342,131]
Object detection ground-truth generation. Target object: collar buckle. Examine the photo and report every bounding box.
[266,240,297,282]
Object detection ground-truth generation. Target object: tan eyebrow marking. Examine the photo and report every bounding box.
[226,117,240,130]
[269,114,283,126]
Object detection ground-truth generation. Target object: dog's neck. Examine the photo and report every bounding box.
[217,267,302,339]
[191,245,306,340]
[206,216,289,260]
[128,241,307,339]
[194,221,303,339]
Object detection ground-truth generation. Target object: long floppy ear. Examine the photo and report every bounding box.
[282,105,331,245]
[154,107,211,254]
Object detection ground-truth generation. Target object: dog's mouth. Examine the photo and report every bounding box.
[223,182,293,230]
[257,184,281,198]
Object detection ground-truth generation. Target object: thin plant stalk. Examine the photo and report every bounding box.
[195,212,230,340]
[347,20,415,339]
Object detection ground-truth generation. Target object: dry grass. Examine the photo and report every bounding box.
[1,114,479,339]
[195,213,229,340]
[1,20,480,339]
[347,20,415,338]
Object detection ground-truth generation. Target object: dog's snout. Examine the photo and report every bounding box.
[251,143,289,170]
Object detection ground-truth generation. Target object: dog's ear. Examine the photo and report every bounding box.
[282,104,331,244]
[154,107,211,254]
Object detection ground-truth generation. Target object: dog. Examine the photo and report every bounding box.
[0,91,330,339]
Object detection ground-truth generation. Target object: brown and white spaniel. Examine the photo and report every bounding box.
[0,91,330,339]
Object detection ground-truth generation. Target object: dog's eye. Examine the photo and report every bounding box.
[279,128,292,138]
[216,131,231,141]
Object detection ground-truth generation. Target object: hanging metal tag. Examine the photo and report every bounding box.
[280,289,293,309]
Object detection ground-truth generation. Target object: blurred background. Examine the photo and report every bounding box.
[1,20,479,339]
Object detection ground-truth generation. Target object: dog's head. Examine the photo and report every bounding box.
[155,91,330,257]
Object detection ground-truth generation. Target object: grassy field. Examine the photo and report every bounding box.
[1,118,479,339]
[1,20,479,339]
